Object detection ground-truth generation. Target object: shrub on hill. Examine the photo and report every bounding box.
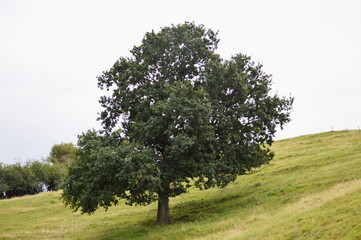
[0,161,64,199]
[0,142,77,199]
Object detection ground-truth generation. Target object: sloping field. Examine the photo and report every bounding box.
[1,130,361,240]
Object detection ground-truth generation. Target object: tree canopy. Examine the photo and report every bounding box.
[47,142,77,165]
[61,22,293,224]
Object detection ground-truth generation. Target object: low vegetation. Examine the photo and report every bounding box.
[1,130,360,239]
[0,143,76,199]
[0,161,64,198]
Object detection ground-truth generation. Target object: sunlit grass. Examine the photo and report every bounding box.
[1,130,361,239]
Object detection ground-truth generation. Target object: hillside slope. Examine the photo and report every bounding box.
[1,130,361,240]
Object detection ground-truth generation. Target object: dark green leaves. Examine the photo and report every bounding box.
[62,130,161,214]
[62,22,293,215]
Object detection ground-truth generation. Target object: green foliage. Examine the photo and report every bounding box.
[62,130,161,214]
[62,22,293,222]
[0,163,9,194]
[30,160,65,191]
[0,143,75,199]
[48,142,77,165]
[1,162,38,198]
[0,161,64,198]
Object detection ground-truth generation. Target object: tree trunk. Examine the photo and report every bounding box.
[156,192,171,225]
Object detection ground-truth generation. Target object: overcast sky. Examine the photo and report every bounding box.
[1,0,360,164]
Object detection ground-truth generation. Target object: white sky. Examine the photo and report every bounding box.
[1,0,360,164]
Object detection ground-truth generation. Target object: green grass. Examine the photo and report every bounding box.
[1,130,361,240]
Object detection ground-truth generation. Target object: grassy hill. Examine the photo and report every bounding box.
[1,130,361,240]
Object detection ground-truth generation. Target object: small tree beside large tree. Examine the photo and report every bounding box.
[61,22,293,224]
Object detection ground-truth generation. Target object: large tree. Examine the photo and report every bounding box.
[61,22,293,224]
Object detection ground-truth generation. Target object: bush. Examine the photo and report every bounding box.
[0,161,65,199]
